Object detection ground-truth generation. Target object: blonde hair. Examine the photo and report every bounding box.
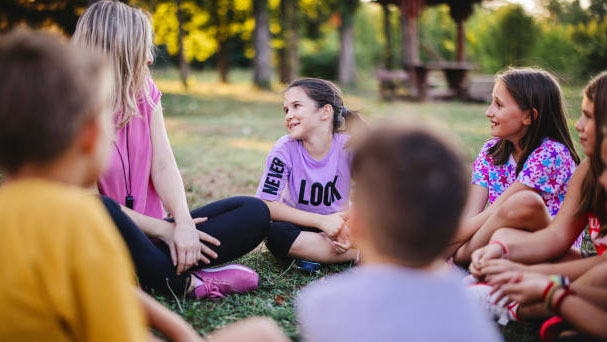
[72,0,153,128]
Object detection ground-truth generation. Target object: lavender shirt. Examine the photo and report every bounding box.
[297,265,502,342]
[256,133,351,215]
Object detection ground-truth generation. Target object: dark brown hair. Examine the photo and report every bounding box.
[287,78,366,135]
[351,124,468,267]
[577,71,607,235]
[488,68,580,174]
[0,29,107,174]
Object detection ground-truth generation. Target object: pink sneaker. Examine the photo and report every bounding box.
[192,264,259,300]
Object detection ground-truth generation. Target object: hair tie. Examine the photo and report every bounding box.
[342,105,348,117]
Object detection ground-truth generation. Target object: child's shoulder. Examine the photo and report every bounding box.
[537,137,569,152]
[481,138,500,151]
[334,132,351,143]
[271,134,299,151]
[527,138,573,161]
[0,180,105,224]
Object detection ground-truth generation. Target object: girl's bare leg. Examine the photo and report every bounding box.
[289,231,357,263]
[454,191,551,264]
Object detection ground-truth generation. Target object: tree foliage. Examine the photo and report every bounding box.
[152,0,253,63]
[0,0,93,34]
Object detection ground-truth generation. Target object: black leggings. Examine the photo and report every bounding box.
[100,196,270,296]
[266,221,322,259]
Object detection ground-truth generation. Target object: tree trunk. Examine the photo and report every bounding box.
[338,0,358,85]
[217,40,229,83]
[253,0,271,89]
[400,7,407,69]
[382,3,393,70]
[279,0,298,84]
[456,19,465,62]
[338,18,356,85]
[176,0,189,89]
[212,0,232,83]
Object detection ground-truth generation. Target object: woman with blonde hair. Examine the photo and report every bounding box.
[73,0,270,300]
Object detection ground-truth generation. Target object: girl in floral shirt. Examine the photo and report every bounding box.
[451,68,580,263]
[467,72,607,330]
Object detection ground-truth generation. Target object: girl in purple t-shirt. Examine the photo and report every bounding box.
[256,78,365,263]
[450,68,581,264]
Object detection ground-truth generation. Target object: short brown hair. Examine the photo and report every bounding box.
[0,29,107,174]
[352,124,468,267]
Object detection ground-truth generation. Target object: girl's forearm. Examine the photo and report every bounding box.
[570,285,607,310]
[149,102,192,225]
[151,159,191,223]
[526,255,607,281]
[264,200,322,229]
[121,205,173,240]
[554,291,607,339]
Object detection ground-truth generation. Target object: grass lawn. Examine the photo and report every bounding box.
[151,67,586,341]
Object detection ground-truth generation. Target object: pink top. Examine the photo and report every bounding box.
[98,78,164,219]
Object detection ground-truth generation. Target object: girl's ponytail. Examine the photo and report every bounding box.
[340,105,367,138]
[287,78,367,137]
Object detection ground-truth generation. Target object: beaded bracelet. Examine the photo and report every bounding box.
[489,240,509,259]
[544,275,564,310]
[542,281,555,302]
[553,288,575,315]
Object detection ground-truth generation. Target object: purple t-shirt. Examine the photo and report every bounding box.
[98,78,164,219]
[297,265,502,342]
[256,133,351,215]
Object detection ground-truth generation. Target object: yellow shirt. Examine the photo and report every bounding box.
[0,179,147,341]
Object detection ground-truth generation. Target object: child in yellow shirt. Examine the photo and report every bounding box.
[0,29,286,342]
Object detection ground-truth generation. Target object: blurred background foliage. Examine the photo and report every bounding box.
[1,0,606,84]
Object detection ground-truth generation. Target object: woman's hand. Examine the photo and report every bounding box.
[489,271,551,305]
[469,243,506,278]
[317,211,347,239]
[169,217,220,275]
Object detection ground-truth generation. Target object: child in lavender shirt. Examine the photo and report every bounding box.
[297,125,502,342]
[256,78,364,263]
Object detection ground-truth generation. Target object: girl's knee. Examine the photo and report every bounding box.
[498,190,545,221]
[266,222,298,259]
[240,196,271,232]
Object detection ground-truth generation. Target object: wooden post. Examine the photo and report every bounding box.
[400,0,422,68]
[382,2,393,69]
[456,19,465,62]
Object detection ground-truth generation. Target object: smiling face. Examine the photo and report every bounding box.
[283,86,331,140]
[485,81,531,145]
[575,96,596,157]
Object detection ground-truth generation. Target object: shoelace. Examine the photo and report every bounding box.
[196,278,230,301]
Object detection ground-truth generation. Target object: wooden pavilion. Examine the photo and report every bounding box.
[375,0,484,101]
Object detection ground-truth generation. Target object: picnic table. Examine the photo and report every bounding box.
[412,62,475,101]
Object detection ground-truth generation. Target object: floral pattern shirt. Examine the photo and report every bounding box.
[472,138,576,217]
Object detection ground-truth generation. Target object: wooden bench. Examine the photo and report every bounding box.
[376,68,411,101]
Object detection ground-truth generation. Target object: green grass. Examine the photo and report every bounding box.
[151,67,585,341]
